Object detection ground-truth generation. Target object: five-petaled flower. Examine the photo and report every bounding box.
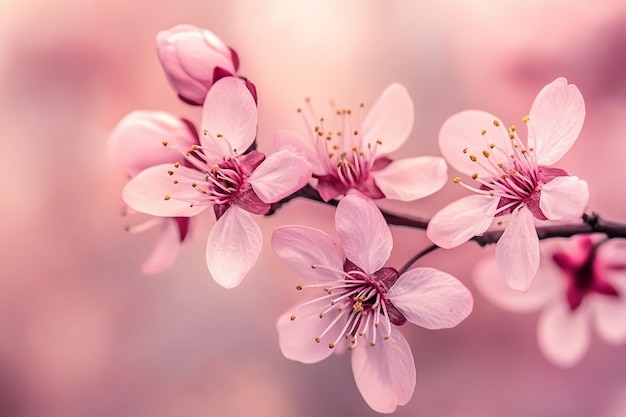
[474,235,626,367]
[122,77,311,288]
[427,77,590,291]
[272,194,473,413]
[275,83,448,202]
[109,110,198,274]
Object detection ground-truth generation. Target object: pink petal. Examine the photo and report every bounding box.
[371,156,447,201]
[361,83,414,155]
[527,77,585,166]
[248,150,312,203]
[426,194,499,249]
[387,267,473,329]
[438,110,512,176]
[537,301,590,367]
[539,176,589,221]
[592,279,626,344]
[206,206,262,288]
[335,195,391,274]
[140,218,182,275]
[274,130,325,175]
[496,207,540,292]
[351,331,415,413]
[200,77,257,156]
[276,306,337,364]
[271,226,344,284]
[473,254,559,313]
[108,111,198,177]
[122,164,208,217]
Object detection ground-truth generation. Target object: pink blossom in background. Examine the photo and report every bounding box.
[272,194,473,413]
[156,24,240,105]
[474,235,626,367]
[427,77,590,291]
[275,83,448,202]
[122,77,312,288]
[108,111,198,274]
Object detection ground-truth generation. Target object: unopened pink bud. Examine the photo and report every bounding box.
[156,24,239,105]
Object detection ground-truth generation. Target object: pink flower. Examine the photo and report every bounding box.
[275,83,448,202]
[427,77,589,291]
[474,235,626,367]
[108,110,198,274]
[272,194,473,413]
[156,24,242,105]
[122,77,312,288]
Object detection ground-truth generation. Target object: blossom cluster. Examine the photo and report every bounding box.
[109,24,626,413]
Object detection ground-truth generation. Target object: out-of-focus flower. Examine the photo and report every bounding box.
[474,235,626,368]
[272,194,472,413]
[122,77,311,288]
[427,77,589,291]
[109,111,198,274]
[275,83,447,202]
[156,24,240,105]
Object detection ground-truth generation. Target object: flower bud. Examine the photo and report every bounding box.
[156,24,239,105]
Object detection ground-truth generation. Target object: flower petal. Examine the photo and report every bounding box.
[361,83,414,155]
[276,307,337,364]
[108,111,198,177]
[426,194,499,249]
[351,331,415,413]
[537,301,590,368]
[200,77,257,156]
[140,218,183,275]
[496,207,540,292]
[248,150,312,203]
[275,130,325,175]
[387,267,473,329]
[206,206,262,288]
[371,156,447,201]
[335,194,391,274]
[592,278,626,344]
[122,164,208,217]
[473,254,559,313]
[539,176,589,221]
[527,77,585,166]
[438,110,512,177]
[271,226,344,284]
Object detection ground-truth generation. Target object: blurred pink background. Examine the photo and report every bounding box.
[2,1,626,416]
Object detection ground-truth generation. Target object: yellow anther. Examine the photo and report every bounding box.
[328,343,335,349]
[296,108,302,113]
[498,163,504,169]
[167,170,174,176]
[376,139,382,145]
[501,174,509,179]
[174,162,180,168]
[493,119,500,127]
[216,133,223,138]
[481,129,487,135]
[462,147,468,154]
[370,342,376,347]
[317,131,323,137]
[469,154,477,162]
[510,125,517,132]
[471,173,478,180]
[191,183,197,188]
[164,195,171,200]
[510,154,515,159]
[192,145,199,150]
[319,313,323,318]
[522,115,530,122]
[290,315,296,321]
[453,177,461,183]
[296,285,303,290]
[315,337,321,343]
[490,143,495,148]
[353,130,358,135]
[173,179,179,184]
[509,133,515,139]
[162,141,168,146]
[482,150,490,158]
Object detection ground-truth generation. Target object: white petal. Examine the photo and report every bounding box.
[426,194,499,249]
[335,195,391,274]
[276,309,337,364]
[140,218,182,275]
[274,130,325,175]
[351,332,415,413]
[371,156,447,201]
[539,176,589,221]
[361,83,414,155]
[271,226,344,284]
[249,150,312,203]
[496,208,539,292]
[206,206,262,288]
[527,77,585,166]
[387,267,473,329]
[592,279,626,344]
[473,254,559,313]
[537,301,590,368]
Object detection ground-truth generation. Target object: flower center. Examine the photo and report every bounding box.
[290,259,406,350]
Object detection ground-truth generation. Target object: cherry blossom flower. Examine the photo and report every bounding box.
[122,77,312,288]
[427,77,589,291]
[474,235,626,367]
[108,110,198,274]
[272,194,473,413]
[156,24,244,105]
[275,83,448,202]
